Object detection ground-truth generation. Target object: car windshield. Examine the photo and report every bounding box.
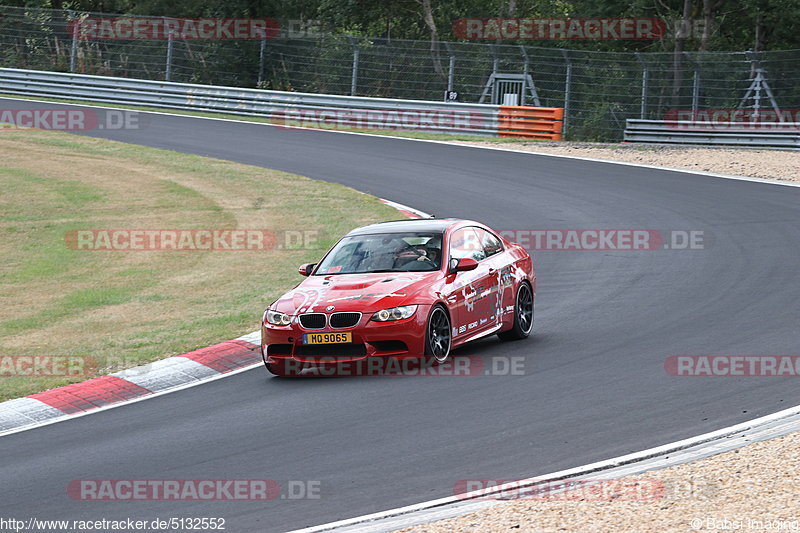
[315,232,443,274]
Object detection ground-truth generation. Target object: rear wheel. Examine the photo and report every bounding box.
[498,282,534,341]
[424,305,451,364]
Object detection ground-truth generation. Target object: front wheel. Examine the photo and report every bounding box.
[424,305,452,364]
[498,282,534,341]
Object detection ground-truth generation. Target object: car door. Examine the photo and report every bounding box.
[475,227,509,328]
[447,227,498,339]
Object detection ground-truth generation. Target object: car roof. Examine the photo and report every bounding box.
[347,218,466,236]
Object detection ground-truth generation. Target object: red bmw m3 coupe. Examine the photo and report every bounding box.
[261,218,534,376]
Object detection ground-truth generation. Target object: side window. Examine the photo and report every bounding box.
[478,228,504,257]
[449,228,486,262]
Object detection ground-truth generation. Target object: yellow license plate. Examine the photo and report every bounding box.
[303,332,352,344]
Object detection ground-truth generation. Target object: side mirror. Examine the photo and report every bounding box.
[298,263,316,276]
[450,257,478,273]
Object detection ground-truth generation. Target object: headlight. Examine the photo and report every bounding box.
[265,309,293,326]
[371,305,418,322]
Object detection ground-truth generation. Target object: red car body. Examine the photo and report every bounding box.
[261,218,534,375]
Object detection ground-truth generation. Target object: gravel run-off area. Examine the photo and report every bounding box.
[454,141,800,184]
[397,143,800,533]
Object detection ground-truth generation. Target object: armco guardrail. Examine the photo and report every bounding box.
[624,119,800,150]
[0,67,563,139]
[499,106,564,140]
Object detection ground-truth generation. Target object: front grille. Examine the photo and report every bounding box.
[295,343,367,359]
[299,313,326,329]
[330,312,362,329]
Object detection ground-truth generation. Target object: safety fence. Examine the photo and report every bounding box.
[1,5,798,141]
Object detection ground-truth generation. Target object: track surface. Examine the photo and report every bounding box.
[2,99,800,532]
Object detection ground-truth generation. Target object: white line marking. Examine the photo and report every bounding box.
[379,199,433,219]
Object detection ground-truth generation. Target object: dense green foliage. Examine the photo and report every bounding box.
[7,0,800,52]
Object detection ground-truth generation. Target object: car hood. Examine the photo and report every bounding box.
[273,271,442,314]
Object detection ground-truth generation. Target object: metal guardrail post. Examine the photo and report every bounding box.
[69,11,78,73]
[444,42,455,99]
[258,39,267,87]
[683,52,700,114]
[348,36,359,96]
[519,45,530,106]
[635,52,648,119]
[560,49,571,134]
[165,29,174,82]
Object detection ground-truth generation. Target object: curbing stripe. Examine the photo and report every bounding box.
[178,339,261,373]
[29,375,153,414]
[0,339,258,436]
[379,199,429,219]
[112,357,220,393]
[0,398,64,432]
[237,331,261,345]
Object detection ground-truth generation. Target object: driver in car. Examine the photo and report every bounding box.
[393,236,441,269]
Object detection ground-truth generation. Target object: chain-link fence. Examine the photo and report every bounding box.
[2,5,799,141]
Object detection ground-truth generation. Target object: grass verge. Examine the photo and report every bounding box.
[0,128,400,401]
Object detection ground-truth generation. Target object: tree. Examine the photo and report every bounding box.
[416,0,444,77]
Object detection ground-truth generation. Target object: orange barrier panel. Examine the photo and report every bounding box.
[498,106,564,140]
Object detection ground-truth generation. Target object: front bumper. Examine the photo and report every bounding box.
[261,305,430,366]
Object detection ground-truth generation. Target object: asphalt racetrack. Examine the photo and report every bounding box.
[2,98,799,532]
